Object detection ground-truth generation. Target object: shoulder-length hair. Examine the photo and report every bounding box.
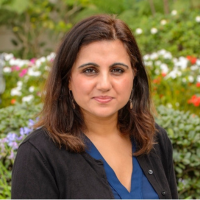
[35,14,156,156]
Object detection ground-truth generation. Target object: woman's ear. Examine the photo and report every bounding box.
[133,68,137,76]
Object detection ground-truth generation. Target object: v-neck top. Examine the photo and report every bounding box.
[84,136,159,199]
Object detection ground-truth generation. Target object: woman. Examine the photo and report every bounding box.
[11,15,178,199]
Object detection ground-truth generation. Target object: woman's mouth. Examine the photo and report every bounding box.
[93,96,113,103]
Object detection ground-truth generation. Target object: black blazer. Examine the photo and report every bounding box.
[11,125,178,199]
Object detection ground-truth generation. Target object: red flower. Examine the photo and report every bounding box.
[11,99,16,104]
[196,82,200,87]
[186,56,197,64]
[161,72,167,77]
[188,95,200,107]
[153,77,161,84]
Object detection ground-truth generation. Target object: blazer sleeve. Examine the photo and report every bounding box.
[156,125,178,199]
[11,141,59,199]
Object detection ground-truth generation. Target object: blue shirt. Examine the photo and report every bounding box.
[85,136,159,199]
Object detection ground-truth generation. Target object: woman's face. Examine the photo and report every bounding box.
[69,40,134,119]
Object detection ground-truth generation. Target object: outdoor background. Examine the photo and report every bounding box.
[0,0,200,199]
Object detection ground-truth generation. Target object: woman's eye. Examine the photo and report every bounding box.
[111,68,124,74]
[83,68,97,75]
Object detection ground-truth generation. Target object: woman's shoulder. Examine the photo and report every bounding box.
[19,127,60,156]
[22,127,52,146]
[152,123,173,159]
[154,123,171,145]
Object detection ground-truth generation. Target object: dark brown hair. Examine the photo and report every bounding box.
[35,14,156,156]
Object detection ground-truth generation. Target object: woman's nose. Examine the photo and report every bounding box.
[96,72,112,92]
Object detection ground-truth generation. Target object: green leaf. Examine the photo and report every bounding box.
[5,0,30,14]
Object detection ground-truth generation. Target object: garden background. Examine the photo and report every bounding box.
[0,0,200,199]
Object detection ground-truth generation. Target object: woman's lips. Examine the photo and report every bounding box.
[93,96,113,103]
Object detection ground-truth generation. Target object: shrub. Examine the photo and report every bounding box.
[0,102,42,198]
[0,103,199,198]
[0,52,55,108]
[156,105,200,199]
[144,50,200,115]
[120,9,200,57]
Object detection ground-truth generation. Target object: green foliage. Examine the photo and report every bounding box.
[0,0,88,58]
[143,50,200,116]
[0,103,199,198]
[119,9,200,57]
[156,105,200,199]
[0,103,42,136]
[1,0,200,58]
[0,102,42,198]
[0,53,54,108]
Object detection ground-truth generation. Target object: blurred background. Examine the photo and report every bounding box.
[0,0,200,199]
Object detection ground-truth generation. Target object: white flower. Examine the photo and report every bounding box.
[174,57,188,70]
[188,75,194,82]
[35,60,42,68]
[160,19,167,25]
[166,69,182,79]
[196,59,200,66]
[29,86,35,92]
[3,67,11,73]
[46,52,56,61]
[143,54,150,60]
[197,75,200,82]
[167,103,172,108]
[150,53,158,60]
[17,81,23,89]
[17,81,22,87]
[39,57,46,63]
[155,60,161,66]
[8,58,28,67]
[191,65,198,71]
[27,68,41,76]
[171,10,177,16]
[4,53,14,61]
[195,16,200,23]
[175,102,179,107]
[144,61,153,66]
[182,78,186,83]
[155,69,160,75]
[11,88,22,96]
[9,59,16,66]
[135,28,143,35]
[158,49,167,56]
[173,58,178,63]
[163,52,172,59]
[160,63,169,73]
[151,28,158,34]
[22,95,34,102]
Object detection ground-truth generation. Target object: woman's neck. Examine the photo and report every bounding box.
[83,112,119,138]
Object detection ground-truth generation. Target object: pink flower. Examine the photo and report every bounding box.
[11,66,20,71]
[30,58,36,64]
[19,69,28,77]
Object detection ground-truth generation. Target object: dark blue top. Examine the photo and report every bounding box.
[85,136,159,199]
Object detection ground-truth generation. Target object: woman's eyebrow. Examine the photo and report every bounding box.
[78,62,99,68]
[110,62,129,69]
[78,62,129,69]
